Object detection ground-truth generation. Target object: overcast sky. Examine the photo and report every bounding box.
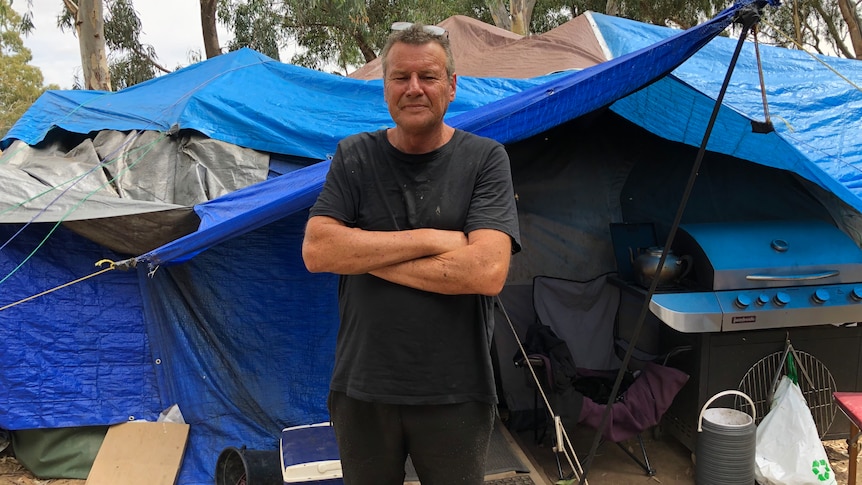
[22,1,234,89]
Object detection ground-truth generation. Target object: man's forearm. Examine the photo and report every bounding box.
[369,229,512,296]
[302,216,467,275]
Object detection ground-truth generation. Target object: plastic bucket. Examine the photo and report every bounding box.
[215,446,282,485]
[695,390,756,485]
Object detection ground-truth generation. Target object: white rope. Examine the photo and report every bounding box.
[496,295,587,483]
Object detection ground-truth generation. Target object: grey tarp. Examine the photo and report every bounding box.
[0,131,268,253]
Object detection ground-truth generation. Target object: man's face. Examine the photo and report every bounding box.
[383,41,456,135]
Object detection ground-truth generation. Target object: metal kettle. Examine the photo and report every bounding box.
[631,246,693,288]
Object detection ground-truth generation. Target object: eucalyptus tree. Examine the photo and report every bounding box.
[0,0,52,137]
[217,0,489,72]
[58,0,111,89]
[58,0,172,90]
[530,0,860,58]
[217,0,598,74]
[214,0,759,75]
[201,0,220,58]
[758,0,861,59]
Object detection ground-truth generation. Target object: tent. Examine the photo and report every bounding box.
[348,14,608,79]
[3,0,862,482]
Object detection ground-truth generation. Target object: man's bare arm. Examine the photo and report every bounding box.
[369,229,512,296]
[302,215,468,275]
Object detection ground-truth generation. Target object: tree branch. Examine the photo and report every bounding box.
[131,44,171,74]
[837,0,862,58]
[62,0,78,17]
[811,0,854,58]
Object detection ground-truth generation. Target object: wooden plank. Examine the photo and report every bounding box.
[85,422,189,485]
[404,419,551,485]
[497,422,553,485]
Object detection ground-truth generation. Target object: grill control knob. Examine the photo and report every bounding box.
[756,293,770,306]
[812,289,830,304]
[774,292,791,307]
[735,294,752,309]
[852,287,862,302]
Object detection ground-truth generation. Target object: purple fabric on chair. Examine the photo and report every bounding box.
[577,361,689,442]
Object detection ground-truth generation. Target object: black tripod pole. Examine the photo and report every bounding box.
[577,5,765,484]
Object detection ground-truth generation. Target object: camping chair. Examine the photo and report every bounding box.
[514,275,689,477]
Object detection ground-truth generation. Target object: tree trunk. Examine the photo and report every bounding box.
[605,0,621,16]
[486,0,511,31]
[812,0,855,58]
[77,0,112,90]
[836,0,862,58]
[200,0,221,58]
[353,32,377,63]
[510,0,537,35]
[792,0,802,47]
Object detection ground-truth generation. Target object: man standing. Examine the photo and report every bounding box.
[302,22,521,485]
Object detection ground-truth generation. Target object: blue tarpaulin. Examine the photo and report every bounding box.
[3,1,862,483]
[136,1,764,269]
[1,49,567,160]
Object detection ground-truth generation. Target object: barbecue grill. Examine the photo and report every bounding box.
[651,219,862,333]
[610,219,862,451]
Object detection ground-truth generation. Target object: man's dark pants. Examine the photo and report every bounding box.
[329,391,496,485]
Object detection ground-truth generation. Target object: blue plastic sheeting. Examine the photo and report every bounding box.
[0,216,337,485]
[136,2,754,269]
[1,48,567,160]
[594,12,862,216]
[0,224,163,427]
[449,2,745,144]
[139,210,339,484]
[140,160,330,267]
[7,1,862,483]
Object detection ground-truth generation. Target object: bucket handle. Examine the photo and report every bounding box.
[697,390,756,432]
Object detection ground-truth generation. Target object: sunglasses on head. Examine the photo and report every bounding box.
[390,21,448,38]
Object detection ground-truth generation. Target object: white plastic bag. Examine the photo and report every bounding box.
[157,403,186,424]
[755,375,837,485]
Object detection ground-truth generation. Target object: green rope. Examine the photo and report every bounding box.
[0,132,166,287]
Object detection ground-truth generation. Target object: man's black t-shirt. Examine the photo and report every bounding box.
[309,128,521,405]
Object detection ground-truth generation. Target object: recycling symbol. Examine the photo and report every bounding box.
[811,459,831,481]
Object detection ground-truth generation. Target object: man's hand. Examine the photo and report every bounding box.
[302,215,468,275]
[369,229,512,296]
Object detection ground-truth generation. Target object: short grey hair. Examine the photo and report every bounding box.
[380,23,455,81]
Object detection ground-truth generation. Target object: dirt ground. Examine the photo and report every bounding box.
[0,430,854,484]
[0,455,83,485]
[514,425,853,485]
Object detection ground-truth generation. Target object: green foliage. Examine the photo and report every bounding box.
[617,0,725,29]
[0,0,47,137]
[57,0,160,90]
[549,0,726,29]
[104,0,156,89]
[216,0,749,74]
[218,0,285,59]
[218,0,494,73]
[757,0,855,57]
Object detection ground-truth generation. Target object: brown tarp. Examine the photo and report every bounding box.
[349,14,608,80]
